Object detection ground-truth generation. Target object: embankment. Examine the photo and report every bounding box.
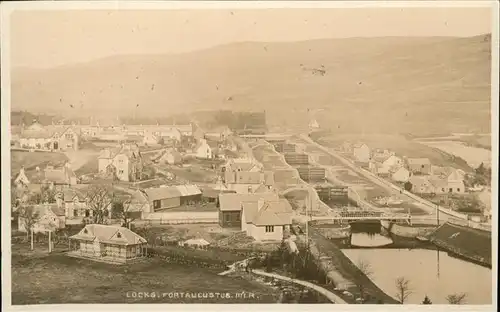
[428,222,492,268]
[306,228,399,304]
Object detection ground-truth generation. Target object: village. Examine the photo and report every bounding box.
[9,113,493,305]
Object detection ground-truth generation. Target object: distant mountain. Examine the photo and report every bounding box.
[11,34,492,135]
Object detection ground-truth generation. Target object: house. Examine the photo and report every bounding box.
[408,176,434,194]
[142,184,201,212]
[368,161,390,177]
[371,149,394,163]
[195,139,213,159]
[223,170,275,194]
[392,167,411,183]
[428,176,465,194]
[309,119,320,130]
[158,149,183,165]
[218,192,279,228]
[175,184,202,205]
[18,122,80,151]
[97,128,127,142]
[68,224,147,264]
[18,204,66,233]
[60,188,89,218]
[224,157,262,172]
[13,167,31,190]
[44,163,78,187]
[143,185,182,212]
[122,190,150,220]
[241,198,293,241]
[406,158,432,175]
[204,126,233,141]
[382,155,403,171]
[98,144,143,182]
[352,143,371,163]
[159,127,182,142]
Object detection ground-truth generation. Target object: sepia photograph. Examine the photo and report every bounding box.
[1,1,498,310]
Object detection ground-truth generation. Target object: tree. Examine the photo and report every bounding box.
[422,295,432,304]
[116,198,139,229]
[403,181,413,192]
[395,277,413,304]
[85,184,115,224]
[446,293,467,304]
[40,185,56,204]
[17,205,41,239]
[354,258,373,301]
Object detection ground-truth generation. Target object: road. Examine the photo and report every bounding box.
[296,134,492,230]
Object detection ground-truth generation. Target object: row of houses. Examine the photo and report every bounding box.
[12,121,80,151]
[342,142,466,195]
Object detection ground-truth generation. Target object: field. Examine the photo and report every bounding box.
[11,246,279,304]
[11,150,69,175]
[315,133,473,172]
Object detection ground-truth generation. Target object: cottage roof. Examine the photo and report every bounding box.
[201,187,236,199]
[428,177,449,189]
[254,184,270,193]
[250,199,293,226]
[63,188,86,202]
[70,224,147,245]
[182,238,210,246]
[242,202,259,222]
[175,184,202,196]
[218,192,279,212]
[407,158,431,165]
[144,186,182,201]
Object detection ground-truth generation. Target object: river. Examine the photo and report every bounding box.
[417,140,491,169]
[342,247,492,304]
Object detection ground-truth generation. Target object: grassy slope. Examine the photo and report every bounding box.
[11,248,278,304]
[11,35,491,136]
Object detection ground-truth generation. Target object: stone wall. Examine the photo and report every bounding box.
[381,220,436,238]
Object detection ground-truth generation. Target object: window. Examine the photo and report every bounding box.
[117,232,122,238]
[449,188,452,193]
[119,170,124,174]
[119,159,124,164]
[74,210,78,217]
[457,188,460,192]
[421,165,425,168]
[265,226,274,233]
[65,134,73,139]
[83,229,88,234]
[442,188,445,192]
[153,200,161,209]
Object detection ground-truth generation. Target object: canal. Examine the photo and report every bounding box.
[340,225,492,304]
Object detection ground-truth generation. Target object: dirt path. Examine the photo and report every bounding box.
[251,269,347,304]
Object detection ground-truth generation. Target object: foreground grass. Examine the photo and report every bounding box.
[11,247,279,304]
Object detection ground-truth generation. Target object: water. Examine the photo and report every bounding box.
[342,248,492,304]
[419,140,491,169]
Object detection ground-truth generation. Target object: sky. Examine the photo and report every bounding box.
[9,7,493,69]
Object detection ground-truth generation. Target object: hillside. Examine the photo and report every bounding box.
[11,34,492,136]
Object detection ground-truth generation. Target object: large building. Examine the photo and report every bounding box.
[17,122,80,151]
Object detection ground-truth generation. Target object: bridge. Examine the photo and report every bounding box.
[311,211,412,225]
[239,133,294,139]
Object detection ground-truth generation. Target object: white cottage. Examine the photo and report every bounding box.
[241,198,293,241]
